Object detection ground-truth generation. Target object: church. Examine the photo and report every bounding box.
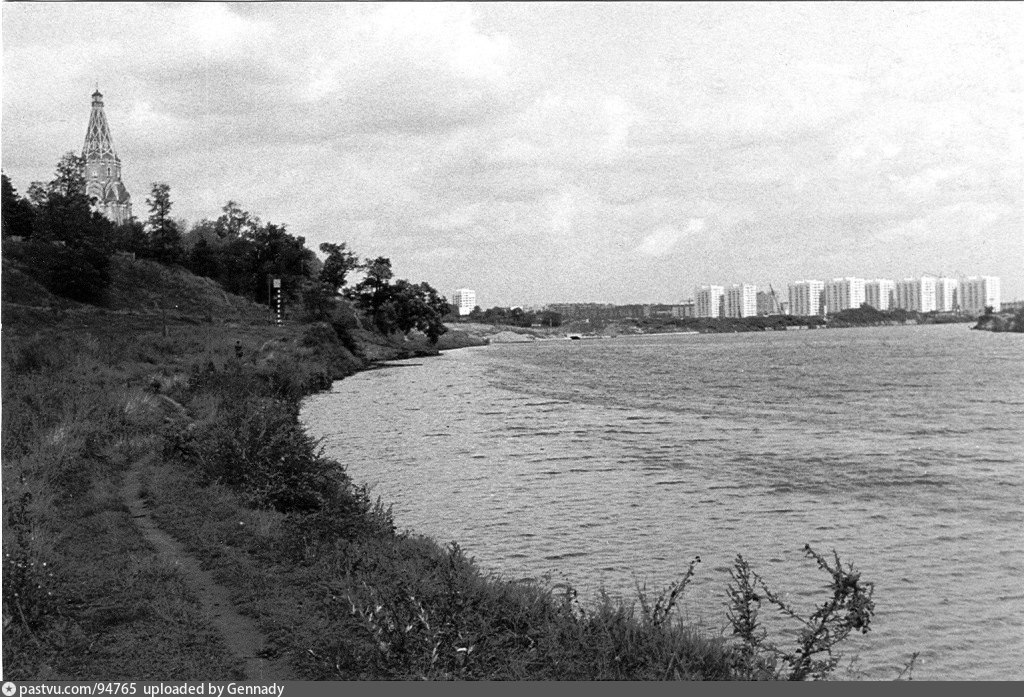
[82,89,132,225]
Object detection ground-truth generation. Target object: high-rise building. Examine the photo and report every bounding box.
[934,277,959,312]
[451,288,476,316]
[695,285,725,318]
[864,279,895,310]
[82,90,132,225]
[788,280,824,317]
[823,277,866,313]
[958,276,1001,314]
[724,283,757,318]
[894,276,937,312]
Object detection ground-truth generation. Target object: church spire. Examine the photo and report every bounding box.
[83,88,119,163]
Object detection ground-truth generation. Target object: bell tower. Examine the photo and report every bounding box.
[82,89,132,224]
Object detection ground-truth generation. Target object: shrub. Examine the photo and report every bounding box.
[24,240,110,304]
[726,544,875,680]
[171,396,325,512]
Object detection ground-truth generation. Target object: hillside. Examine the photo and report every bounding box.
[3,244,270,321]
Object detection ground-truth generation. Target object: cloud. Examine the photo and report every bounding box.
[3,3,1023,304]
[635,219,704,257]
[298,4,523,135]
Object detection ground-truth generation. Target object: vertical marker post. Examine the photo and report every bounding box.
[273,278,282,325]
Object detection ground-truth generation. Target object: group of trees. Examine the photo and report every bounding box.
[462,305,563,327]
[2,154,118,302]
[2,154,451,343]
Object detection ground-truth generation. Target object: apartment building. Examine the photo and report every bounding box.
[823,277,866,313]
[958,276,1001,314]
[695,285,725,318]
[894,276,937,312]
[724,283,757,318]
[788,280,825,317]
[934,277,959,312]
[451,288,477,316]
[864,279,895,310]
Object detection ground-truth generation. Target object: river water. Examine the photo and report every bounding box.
[301,323,1024,680]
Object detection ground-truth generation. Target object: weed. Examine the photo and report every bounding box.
[637,556,701,628]
[2,492,57,632]
[726,544,876,680]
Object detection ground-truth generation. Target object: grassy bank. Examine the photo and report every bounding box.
[3,256,876,680]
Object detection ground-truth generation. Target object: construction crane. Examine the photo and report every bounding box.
[768,284,781,315]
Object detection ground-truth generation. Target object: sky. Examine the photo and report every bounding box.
[2,2,1022,306]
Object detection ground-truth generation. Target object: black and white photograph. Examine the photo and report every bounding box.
[2,1,1022,683]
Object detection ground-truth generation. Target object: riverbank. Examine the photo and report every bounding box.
[447,305,981,342]
[972,310,1024,333]
[1,256,747,680]
[3,255,883,680]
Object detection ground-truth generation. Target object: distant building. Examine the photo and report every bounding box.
[864,279,895,310]
[756,290,783,316]
[788,280,824,317]
[894,276,937,313]
[82,90,132,225]
[958,276,1001,314]
[724,283,757,318]
[823,277,866,313]
[648,304,693,319]
[451,288,476,316]
[934,277,959,312]
[695,285,725,318]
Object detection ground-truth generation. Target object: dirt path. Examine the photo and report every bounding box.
[122,460,292,681]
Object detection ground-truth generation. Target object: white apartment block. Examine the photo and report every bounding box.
[695,285,724,318]
[958,276,1001,314]
[894,276,937,313]
[788,280,824,317]
[451,288,477,316]
[823,277,866,313]
[864,279,895,310]
[725,283,757,318]
[934,277,959,312]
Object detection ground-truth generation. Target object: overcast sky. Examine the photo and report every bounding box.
[3,2,1022,306]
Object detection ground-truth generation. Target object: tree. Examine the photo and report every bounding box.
[538,310,563,327]
[109,219,149,256]
[214,200,260,240]
[26,241,110,303]
[247,222,317,305]
[1,173,34,239]
[13,155,113,303]
[319,242,360,293]
[186,237,220,279]
[358,256,394,294]
[347,258,448,343]
[49,152,88,200]
[26,182,48,208]
[146,183,182,264]
[31,153,112,248]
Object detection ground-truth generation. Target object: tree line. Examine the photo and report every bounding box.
[2,153,450,343]
[460,305,563,327]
